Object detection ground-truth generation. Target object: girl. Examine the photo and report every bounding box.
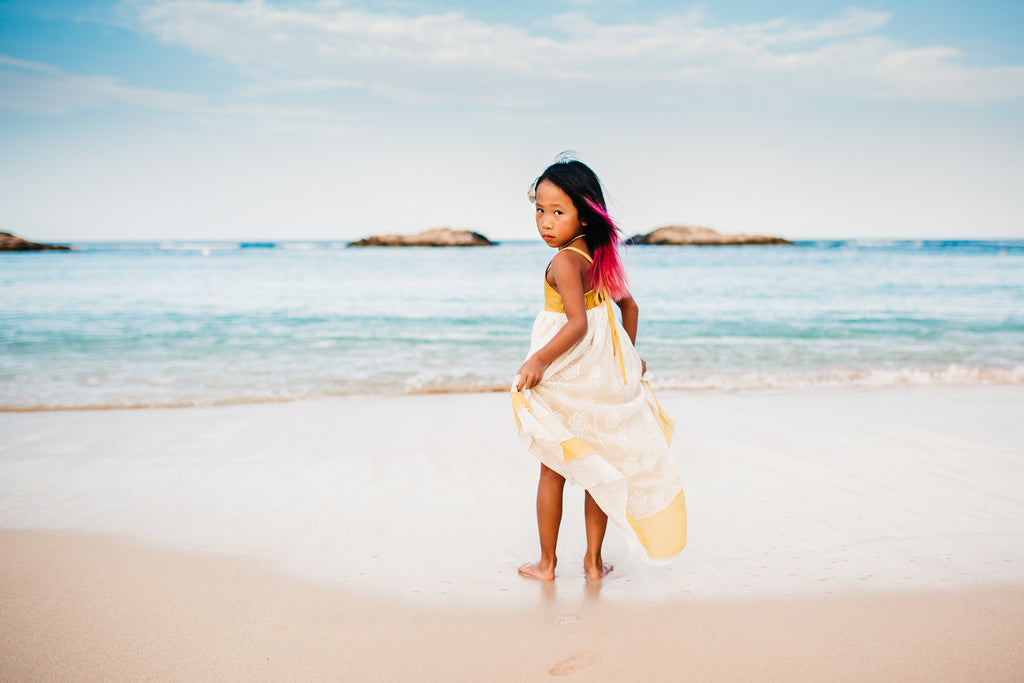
[512,158,686,581]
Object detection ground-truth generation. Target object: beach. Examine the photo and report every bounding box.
[5,0,1024,676]
[2,386,1023,679]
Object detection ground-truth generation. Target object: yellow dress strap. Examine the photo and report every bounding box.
[605,298,627,383]
[560,246,593,263]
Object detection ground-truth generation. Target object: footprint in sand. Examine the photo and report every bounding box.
[549,651,602,676]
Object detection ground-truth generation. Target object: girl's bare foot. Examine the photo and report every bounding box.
[518,561,556,581]
[584,560,613,580]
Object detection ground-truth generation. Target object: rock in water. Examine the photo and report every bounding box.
[628,225,792,246]
[348,228,495,247]
[0,232,72,251]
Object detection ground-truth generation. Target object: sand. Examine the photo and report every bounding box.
[2,530,1022,680]
[2,386,1023,678]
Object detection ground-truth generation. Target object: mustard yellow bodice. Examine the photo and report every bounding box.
[543,246,604,312]
[544,281,605,312]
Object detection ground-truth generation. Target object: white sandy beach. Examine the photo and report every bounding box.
[2,386,1023,679]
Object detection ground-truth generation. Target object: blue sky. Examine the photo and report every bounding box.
[1,0,1022,241]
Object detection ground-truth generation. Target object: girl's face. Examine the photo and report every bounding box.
[534,179,584,249]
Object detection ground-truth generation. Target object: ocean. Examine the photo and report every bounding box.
[2,239,1022,410]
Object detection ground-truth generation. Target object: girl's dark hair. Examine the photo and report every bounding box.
[533,157,629,300]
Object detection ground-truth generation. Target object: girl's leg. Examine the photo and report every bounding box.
[583,490,613,579]
[518,463,565,580]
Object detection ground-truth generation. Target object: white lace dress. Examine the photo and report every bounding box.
[511,264,687,562]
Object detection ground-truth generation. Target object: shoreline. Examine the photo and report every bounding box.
[2,528,1022,680]
[3,365,1023,412]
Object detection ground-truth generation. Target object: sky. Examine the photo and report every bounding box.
[1,0,1023,242]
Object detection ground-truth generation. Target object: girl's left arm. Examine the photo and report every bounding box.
[616,295,639,345]
[617,295,646,374]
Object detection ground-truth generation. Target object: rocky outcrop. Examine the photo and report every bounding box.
[348,228,495,247]
[628,225,793,246]
[0,232,72,251]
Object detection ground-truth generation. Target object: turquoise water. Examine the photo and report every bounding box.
[2,240,1022,409]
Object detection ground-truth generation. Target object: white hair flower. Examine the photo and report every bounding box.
[526,182,537,203]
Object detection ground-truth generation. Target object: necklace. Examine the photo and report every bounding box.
[559,233,586,250]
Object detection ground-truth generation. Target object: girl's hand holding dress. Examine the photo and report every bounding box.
[516,356,548,391]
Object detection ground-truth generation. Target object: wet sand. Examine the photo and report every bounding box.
[1,386,1023,678]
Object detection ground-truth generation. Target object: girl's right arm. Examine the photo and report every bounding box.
[515,253,589,391]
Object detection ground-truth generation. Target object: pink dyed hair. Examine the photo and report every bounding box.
[584,198,630,301]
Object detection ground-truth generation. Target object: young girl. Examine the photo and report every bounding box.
[512,158,686,581]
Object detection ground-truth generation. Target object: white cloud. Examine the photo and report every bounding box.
[122,1,1024,105]
[0,54,195,114]
[0,54,351,133]
[10,3,1018,123]
[235,76,362,98]
[765,8,891,44]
